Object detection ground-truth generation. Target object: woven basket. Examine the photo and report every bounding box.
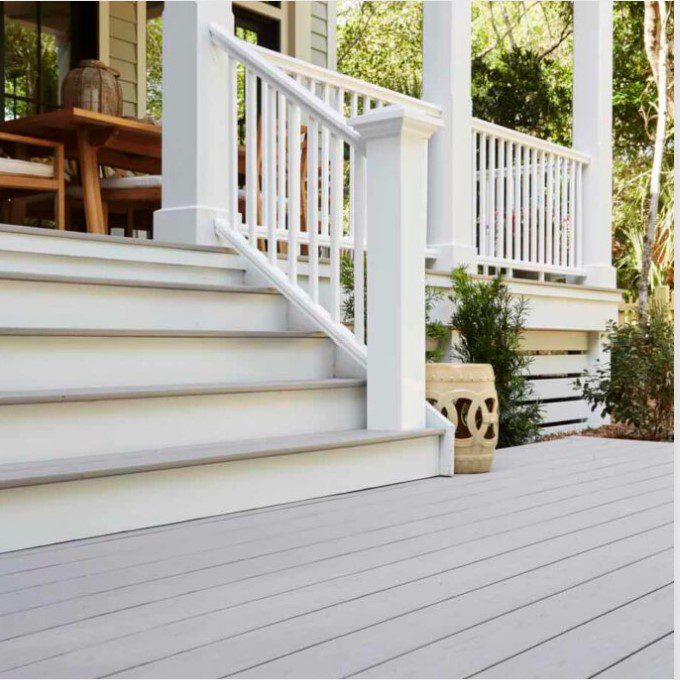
[426,363,499,474]
[61,60,123,116]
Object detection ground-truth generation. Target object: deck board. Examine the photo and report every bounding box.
[0,436,672,679]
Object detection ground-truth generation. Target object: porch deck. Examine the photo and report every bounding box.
[0,436,673,679]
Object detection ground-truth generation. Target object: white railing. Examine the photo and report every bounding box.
[253,44,441,119]
[210,25,367,344]
[472,118,590,277]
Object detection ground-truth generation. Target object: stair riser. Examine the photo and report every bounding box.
[0,336,336,390]
[0,250,247,287]
[0,279,288,331]
[0,228,246,286]
[0,387,366,463]
[0,435,440,552]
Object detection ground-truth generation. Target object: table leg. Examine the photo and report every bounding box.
[54,145,65,230]
[76,129,106,234]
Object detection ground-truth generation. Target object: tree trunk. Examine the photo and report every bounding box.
[638,1,669,317]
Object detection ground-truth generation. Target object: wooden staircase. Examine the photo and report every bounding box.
[0,226,444,552]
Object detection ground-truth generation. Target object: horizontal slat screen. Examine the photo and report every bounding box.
[524,330,590,434]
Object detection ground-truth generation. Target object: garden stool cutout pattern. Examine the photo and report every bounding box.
[426,363,499,473]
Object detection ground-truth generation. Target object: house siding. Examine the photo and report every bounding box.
[101,1,146,117]
[310,2,329,68]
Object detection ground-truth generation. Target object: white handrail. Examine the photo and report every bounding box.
[210,22,364,152]
[252,43,442,121]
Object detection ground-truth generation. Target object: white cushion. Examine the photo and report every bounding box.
[100,175,162,189]
[0,157,53,178]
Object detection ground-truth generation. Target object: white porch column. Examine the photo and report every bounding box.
[422,0,476,271]
[573,0,617,288]
[350,107,441,431]
[153,1,233,246]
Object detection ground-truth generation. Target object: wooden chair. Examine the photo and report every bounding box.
[0,131,65,229]
[66,173,160,238]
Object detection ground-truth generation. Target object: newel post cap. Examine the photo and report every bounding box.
[348,104,442,142]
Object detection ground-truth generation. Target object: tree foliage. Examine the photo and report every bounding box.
[337,1,675,298]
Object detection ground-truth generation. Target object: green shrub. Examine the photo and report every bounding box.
[449,267,542,448]
[425,286,449,362]
[576,307,674,441]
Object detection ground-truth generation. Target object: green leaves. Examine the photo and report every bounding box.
[576,309,674,441]
[448,267,542,448]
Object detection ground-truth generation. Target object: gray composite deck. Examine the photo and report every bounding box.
[0,436,673,679]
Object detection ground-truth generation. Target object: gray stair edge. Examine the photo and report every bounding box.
[0,270,278,295]
[0,328,326,339]
[0,378,366,406]
[0,223,236,254]
[0,428,445,490]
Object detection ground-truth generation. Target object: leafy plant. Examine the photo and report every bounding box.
[449,267,542,448]
[425,287,449,362]
[340,252,365,336]
[576,305,673,441]
[341,253,448,357]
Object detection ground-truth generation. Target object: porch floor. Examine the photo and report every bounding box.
[0,436,673,679]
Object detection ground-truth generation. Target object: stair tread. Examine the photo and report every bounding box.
[0,223,236,254]
[0,270,278,294]
[0,428,445,490]
[0,378,366,405]
[0,328,326,339]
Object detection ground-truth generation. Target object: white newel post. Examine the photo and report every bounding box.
[422,0,476,271]
[573,0,617,289]
[153,1,234,245]
[350,107,441,431]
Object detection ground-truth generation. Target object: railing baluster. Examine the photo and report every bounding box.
[262,82,275,262]
[505,141,513,261]
[497,138,505,259]
[538,150,546,265]
[330,88,345,322]
[287,101,301,284]
[522,145,530,262]
[245,70,258,244]
[330,131,342,321]
[267,86,277,252]
[479,133,487,258]
[554,156,562,267]
[227,55,239,228]
[472,131,478,247]
[277,91,287,246]
[514,141,521,261]
[488,135,496,259]
[576,162,583,269]
[348,92,359,242]
[547,153,554,266]
[320,84,331,239]
[561,157,568,267]
[307,118,319,303]
[568,159,576,268]
[530,147,538,262]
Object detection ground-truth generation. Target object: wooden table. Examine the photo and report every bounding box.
[0,108,161,234]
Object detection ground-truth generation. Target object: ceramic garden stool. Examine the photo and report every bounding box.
[426,363,499,473]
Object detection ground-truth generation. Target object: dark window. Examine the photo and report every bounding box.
[234,6,279,51]
[0,1,96,120]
